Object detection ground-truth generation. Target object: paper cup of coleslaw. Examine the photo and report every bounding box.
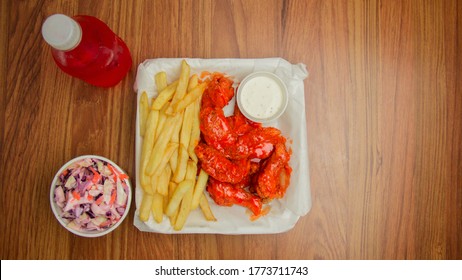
[50,155,132,237]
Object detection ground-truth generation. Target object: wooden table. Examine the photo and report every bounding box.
[1,0,460,260]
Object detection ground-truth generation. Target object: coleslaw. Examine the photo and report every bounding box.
[53,157,130,232]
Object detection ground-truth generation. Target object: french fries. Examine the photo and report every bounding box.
[139,91,149,137]
[151,193,164,223]
[168,181,179,225]
[188,98,201,162]
[179,104,195,154]
[168,112,183,172]
[155,71,168,92]
[140,109,159,193]
[171,60,190,105]
[173,144,189,183]
[145,114,182,175]
[151,80,179,110]
[137,60,216,231]
[173,160,197,230]
[199,194,217,221]
[188,74,199,91]
[152,142,178,178]
[139,194,153,222]
[192,169,209,209]
[165,179,194,217]
[173,83,207,113]
[157,165,172,196]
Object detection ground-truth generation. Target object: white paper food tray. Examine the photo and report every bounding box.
[133,58,311,234]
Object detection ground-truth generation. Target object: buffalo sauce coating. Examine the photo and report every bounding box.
[253,143,292,199]
[195,143,249,184]
[206,178,263,216]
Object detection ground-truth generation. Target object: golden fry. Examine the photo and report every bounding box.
[139,91,149,137]
[146,114,182,175]
[185,160,197,181]
[155,102,170,141]
[173,83,207,113]
[179,103,195,151]
[139,194,153,222]
[187,74,199,91]
[140,110,159,190]
[150,174,158,194]
[168,182,179,225]
[169,112,183,171]
[151,80,179,110]
[155,71,168,92]
[165,179,194,217]
[191,169,209,209]
[169,208,179,226]
[171,60,190,105]
[151,193,164,223]
[168,182,177,200]
[142,179,154,195]
[173,161,198,230]
[157,165,172,196]
[173,144,189,183]
[188,98,201,162]
[152,142,178,178]
[174,187,193,231]
[163,193,169,214]
[199,194,217,221]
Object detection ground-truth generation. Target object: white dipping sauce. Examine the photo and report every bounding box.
[239,76,284,119]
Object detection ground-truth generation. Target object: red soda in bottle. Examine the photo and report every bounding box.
[41,14,132,87]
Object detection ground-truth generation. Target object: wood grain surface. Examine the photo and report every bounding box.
[1,0,461,260]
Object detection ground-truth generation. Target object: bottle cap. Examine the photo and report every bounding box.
[41,14,82,51]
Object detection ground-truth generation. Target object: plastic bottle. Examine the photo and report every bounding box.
[41,14,132,87]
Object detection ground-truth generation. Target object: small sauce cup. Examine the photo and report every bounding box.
[236,71,289,123]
